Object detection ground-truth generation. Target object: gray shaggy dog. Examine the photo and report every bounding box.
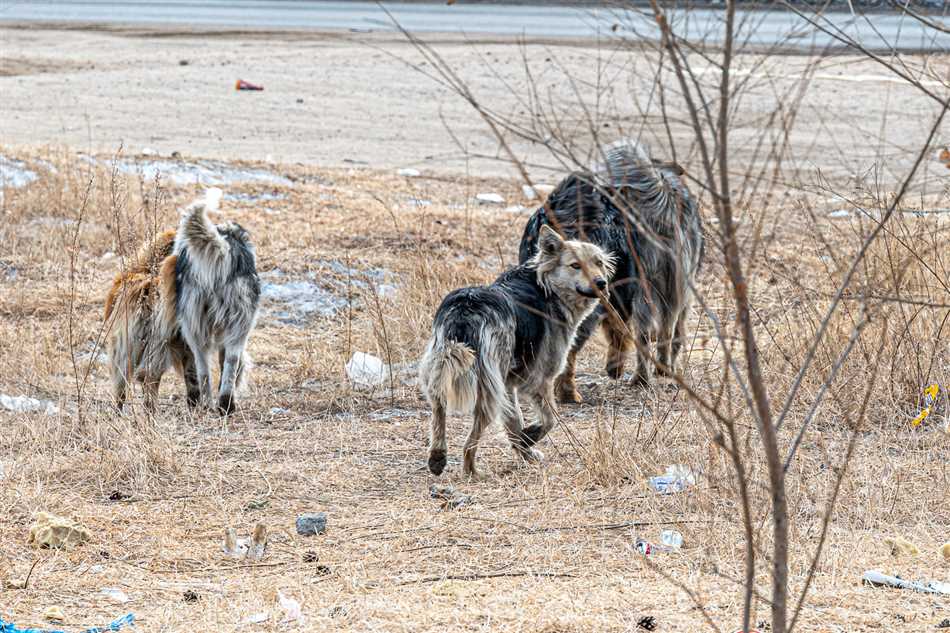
[519,139,704,401]
[173,188,260,415]
[420,225,613,478]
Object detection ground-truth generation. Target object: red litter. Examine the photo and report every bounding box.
[235,79,264,91]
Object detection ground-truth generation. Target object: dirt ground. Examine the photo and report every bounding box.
[0,23,946,180]
[1,21,949,633]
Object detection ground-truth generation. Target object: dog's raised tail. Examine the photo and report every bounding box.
[421,339,477,413]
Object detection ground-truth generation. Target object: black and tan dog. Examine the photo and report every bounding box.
[420,225,613,478]
[105,189,260,414]
[519,139,704,401]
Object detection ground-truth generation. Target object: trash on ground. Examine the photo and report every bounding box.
[522,184,537,200]
[296,512,327,536]
[648,464,697,494]
[911,383,940,427]
[278,591,304,624]
[223,528,248,558]
[429,483,473,510]
[0,612,135,633]
[885,535,920,556]
[29,512,91,549]
[532,184,555,196]
[634,538,677,555]
[938,618,950,628]
[862,569,950,594]
[475,192,504,205]
[240,612,269,625]
[504,205,527,214]
[44,607,66,623]
[636,615,656,631]
[100,587,129,604]
[1,394,59,416]
[940,543,950,560]
[247,524,267,561]
[235,79,264,91]
[397,168,421,177]
[345,352,387,388]
[828,209,851,218]
[660,529,683,549]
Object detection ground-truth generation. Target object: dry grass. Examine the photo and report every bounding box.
[0,146,948,632]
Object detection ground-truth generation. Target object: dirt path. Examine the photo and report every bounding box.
[1,24,946,184]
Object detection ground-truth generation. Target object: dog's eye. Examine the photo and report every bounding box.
[570,263,582,270]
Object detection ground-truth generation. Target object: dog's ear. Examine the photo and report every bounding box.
[538,224,564,257]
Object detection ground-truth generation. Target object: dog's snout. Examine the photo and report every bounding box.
[595,278,607,291]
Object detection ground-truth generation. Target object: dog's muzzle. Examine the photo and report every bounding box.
[577,278,608,299]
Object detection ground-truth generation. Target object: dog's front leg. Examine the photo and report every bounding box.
[190,347,214,410]
[520,381,558,452]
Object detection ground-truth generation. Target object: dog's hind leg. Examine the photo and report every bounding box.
[427,400,448,475]
[463,393,498,479]
[172,344,201,409]
[655,316,675,378]
[217,336,249,416]
[631,327,651,387]
[604,318,632,380]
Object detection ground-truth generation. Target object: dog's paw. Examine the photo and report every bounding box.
[521,424,546,446]
[631,371,650,388]
[217,393,237,416]
[655,364,675,378]
[427,450,447,476]
[556,382,583,404]
[605,362,626,380]
[463,469,488,482]
[523,447,544,463]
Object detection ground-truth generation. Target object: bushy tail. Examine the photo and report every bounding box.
[175,187,229,287]
[421,339,477,413]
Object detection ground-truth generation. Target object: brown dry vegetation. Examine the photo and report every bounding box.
[0,146,948,632]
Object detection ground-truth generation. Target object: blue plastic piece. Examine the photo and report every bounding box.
[0,613,134,633]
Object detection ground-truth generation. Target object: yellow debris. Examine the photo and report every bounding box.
[939,542,950,561]
[44,606,66,623]
[884,535,920,557]
[28,511,91,549]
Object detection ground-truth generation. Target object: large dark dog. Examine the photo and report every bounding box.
[420,226,612,478]
[519,140,703,401]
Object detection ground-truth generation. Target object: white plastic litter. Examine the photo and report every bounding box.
[475,192,504,205]
[649,464,697,494]
[862,569,950,595]
[522,184,537,200]
[397,168,421,177]
[828,209,851,218]
[661,529,683,549]
[278,591,304,624]
[0,394,59,415]
[345,352,387,388]
[223,527,249,558]
[100,587,129,604]
[533,184,555,196]
[240,612,269,625]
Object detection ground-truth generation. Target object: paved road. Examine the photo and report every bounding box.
[1,1,948,51]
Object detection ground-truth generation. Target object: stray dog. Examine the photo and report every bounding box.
[420,225,612,478]
[174,188,260,414]
[518,139,704,401]
[105,189,259,414]
[105,229,198,412]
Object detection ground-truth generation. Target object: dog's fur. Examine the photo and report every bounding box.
[420,225,613,478]
[174,188,260,414]
[518,139,704,401]
[105,189,260,414]
[105,230,199,412]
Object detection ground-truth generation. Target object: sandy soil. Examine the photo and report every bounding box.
[0,24,947,182]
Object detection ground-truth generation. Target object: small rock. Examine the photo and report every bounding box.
[171,151,182,159]
[296,512,327,536]
[179,59,189,66]
[314,564,331,577]
[397,168,421,177]
[44,606,66,623]
[533,184,555,196]
[29,512,91,549]
[183,590,200,603]
[296,98,304,104]
[108,490,130,502]
[475,192,504,205]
